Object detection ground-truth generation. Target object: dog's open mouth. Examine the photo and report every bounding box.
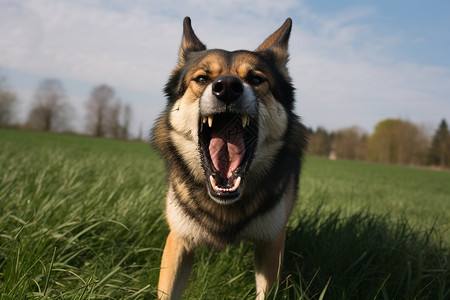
[199,113,257,204]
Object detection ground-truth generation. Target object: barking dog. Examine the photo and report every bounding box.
[152,17,308,299]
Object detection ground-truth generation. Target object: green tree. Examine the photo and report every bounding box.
[369,119,399,164]
[368,119,429,165]
[428,119,450,168]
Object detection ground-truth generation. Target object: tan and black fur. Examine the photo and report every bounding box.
[152,17,308,299]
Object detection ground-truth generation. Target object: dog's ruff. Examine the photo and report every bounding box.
[152,17,308,300]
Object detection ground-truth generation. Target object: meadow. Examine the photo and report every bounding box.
[0,129,449,299]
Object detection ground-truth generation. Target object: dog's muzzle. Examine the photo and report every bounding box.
[198,76,258,205]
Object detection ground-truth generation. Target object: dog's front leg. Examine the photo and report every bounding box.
[254,229,286,300]
[158,231,194,300]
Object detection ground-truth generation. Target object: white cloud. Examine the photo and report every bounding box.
[0,0,301,93]
[1,0,178,93]
[287,5,450,131]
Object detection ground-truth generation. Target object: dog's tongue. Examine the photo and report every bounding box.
[209,123,245,179]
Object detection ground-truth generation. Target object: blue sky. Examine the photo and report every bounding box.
[1,0,449,136]
[307,0,450,67]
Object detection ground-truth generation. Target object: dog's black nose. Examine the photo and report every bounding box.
[212,75,244,105]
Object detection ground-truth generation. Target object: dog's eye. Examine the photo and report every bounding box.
[194,75,209,85]
[247,75,265,86]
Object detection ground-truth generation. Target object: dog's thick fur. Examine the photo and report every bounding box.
[152,17,308,299]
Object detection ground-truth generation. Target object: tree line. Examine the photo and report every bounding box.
[308,119,450,169]
[1,73,449,168]
[0,74,136,140]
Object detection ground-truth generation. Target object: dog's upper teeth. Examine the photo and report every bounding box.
[200,115,214,131]
[208,116,214,127]
[202,114,249,129]
[241,114,250,128]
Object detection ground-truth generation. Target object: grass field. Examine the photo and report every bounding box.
[0,128,449,299]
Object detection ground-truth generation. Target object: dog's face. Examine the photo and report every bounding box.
[165,17,294,205]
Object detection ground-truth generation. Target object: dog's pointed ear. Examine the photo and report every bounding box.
[178,17,206,64]
[256,18,292,67]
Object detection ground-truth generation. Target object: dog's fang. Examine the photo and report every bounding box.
[209,175,217,191]
[232,176,241,191]
[242,114,250,127]
[241,114,248,128]
[208,116,214,127]
[202,116,208,124]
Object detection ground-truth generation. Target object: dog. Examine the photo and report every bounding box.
[152,17,308,299]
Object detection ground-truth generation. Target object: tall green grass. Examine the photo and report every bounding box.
[0,129,449,299]
[299,157,450,230]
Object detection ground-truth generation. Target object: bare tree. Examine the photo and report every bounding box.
[307,127,332,157]
[120,103,132,140]
[109,100,122,139]
[137,123,143,141]
[85,84,116,137]
[106,100,133,139]
[26,79,72,132]
[0,74,19,127]
[333,126,368,160]
[85,85,133,139]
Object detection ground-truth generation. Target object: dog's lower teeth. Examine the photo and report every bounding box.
[209,175,241,193]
